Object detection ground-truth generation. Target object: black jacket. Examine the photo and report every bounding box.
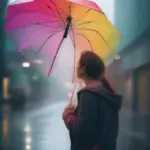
[63,84,122,150]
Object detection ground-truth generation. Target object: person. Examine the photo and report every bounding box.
[62,51,122,150]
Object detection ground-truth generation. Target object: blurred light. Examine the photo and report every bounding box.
[22,62,30,68]
[3,77,9,100]
[33,59,43,64]
[68,92,72,98]
[114,55,121,60]
[24,125,31,132]
[26,144,31,150]
[3,115,8,142]
[32,75,39,81]
[25,137,32,144]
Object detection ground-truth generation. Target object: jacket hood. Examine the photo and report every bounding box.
[78,83,123,110]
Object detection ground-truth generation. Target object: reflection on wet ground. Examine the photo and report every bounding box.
[1,100,150,150]
[0,101,70,150]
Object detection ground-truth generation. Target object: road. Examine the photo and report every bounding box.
[0,101,70,150]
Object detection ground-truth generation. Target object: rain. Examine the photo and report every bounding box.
[1,0,150,150]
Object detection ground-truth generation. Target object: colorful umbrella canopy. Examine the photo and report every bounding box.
[6,0,120,81]
[68,0,101,12]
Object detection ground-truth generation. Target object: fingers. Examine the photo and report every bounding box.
[65,104,75,109]
[64,104,75,113]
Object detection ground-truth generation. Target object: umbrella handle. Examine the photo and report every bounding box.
[69,97,73,104]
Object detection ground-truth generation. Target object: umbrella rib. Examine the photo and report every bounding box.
[69,24,76,49]
[73,21,96,27]
[77,33,93,52]
[35,30,62,55]
[73,9,91,23]
[48,35,65,76]
[19,32,52,54]
[11,0,59,18]
[7,10,60,24]
[50,0,65,25]
[37,1,60,18]
[69,3,72,16]
[77,28,111,50]
[47,16,72,76]
[70,82,76,104]
[50,0,68,17]
[39,2,60,18]
[5,22,62,31]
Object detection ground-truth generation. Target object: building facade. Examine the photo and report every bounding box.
[107,0,150,150]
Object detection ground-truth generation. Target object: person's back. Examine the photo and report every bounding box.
[97,89,121,150]
[74,84,122,150]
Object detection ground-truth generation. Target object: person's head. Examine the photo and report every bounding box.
[77,51,105,81]
[77,51,114,93]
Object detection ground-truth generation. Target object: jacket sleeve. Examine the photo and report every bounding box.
[63,91,99,141]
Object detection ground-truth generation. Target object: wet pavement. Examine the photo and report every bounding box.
[0,101,70,150]
[0,100,150,150]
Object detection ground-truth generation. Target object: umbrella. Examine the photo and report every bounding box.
[6,0,120,81]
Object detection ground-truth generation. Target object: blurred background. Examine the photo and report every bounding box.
[0,0,150,150]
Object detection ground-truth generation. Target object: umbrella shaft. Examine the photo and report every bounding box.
[63,16,72,38]
[48,16,72,75]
